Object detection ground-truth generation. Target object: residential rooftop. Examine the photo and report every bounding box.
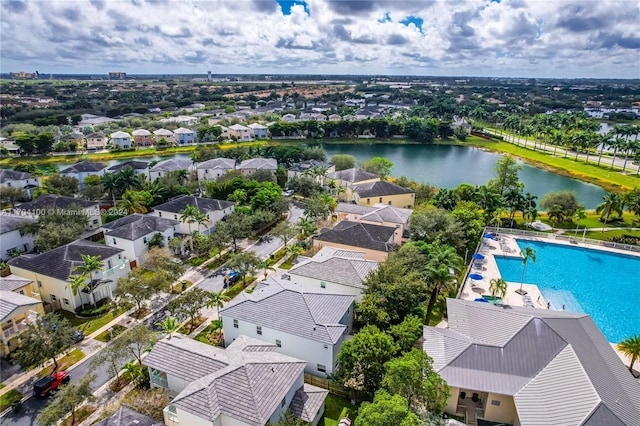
[153,195,233,214]
[0,214,37,234]
[315,221,397,253]
[288,254,378,289]
[328,168,379,183]
[107,160,149,172]
[238,157,277,170]
[352,180,414,198]
[0,274,33,292]
[15,194,97,211]
[149,158,192,172]
[102,213,179,241]
[0,169,33,183]
[60,161,107,173]
[0,290,42,322]
[196,157,236,170]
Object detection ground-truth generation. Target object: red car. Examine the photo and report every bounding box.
[33,371,70,397]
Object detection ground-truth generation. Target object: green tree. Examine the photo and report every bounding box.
[330,154,356,171]
[540,191,583,223]
[517,247,536,295]
[15,134,36,155]
[424,244,463,322]
[168,287,208,328]
[227,251,262,284]
[142,247,185,291]
[13,312,75,370]
[361,157,393,178]
[617,335,640,377]
[20,205,87,251]
[407,207,466,254]
[0,186,26,207]
[489,278,508,298]
[158,317,180,338]
[118,189,153,214]
[356,390,420,426]
[337,325,397,396]
[206,290,231,319]
[37,374,95,426]
[92,336,129,381]
[115,269,156,314]
[119,324,157,365]
[72,254,103,307]
[388,315,423,354]
[43,174,79,196]
[66,274,90,310]
[382,349,450,412]
[101,172,119,205]
[217,212,253,251]
[596,192,624,225]
[34,132,55,155]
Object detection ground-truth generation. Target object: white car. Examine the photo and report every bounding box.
[283,189,294,197]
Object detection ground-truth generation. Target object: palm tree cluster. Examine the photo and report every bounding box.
[66,254,104,309]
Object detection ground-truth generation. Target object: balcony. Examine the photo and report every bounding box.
[1,321,27,337]
[163,405,178,426]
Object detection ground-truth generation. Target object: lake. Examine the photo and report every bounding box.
[53,143,607,208]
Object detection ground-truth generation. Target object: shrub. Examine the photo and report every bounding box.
[76,300,113,317]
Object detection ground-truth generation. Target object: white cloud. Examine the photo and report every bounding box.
[0,0,637,78]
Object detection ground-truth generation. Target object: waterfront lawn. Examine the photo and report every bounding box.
[323,394,359,426]
[563,229,640,241]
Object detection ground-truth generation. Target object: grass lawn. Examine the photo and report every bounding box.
[0,389,22,412]
[56,306,128,336]
[223,276,256,300]
[95,324,127,342]
[279,255,295,270]
[268,248,287,266]
[37,349,85,377]
[194,321,223,346]
[177,317,207,335]
[204,252,231,270]
[171,280,193,294]
[563,229,640,241]
[467,136,640,192]
[323,394,359,426]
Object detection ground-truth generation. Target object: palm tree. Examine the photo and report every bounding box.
[66,274,89,310]
[617,335,640,377]
[101,172,119,205]
[489,278,508,299]
[115,166,140,191]
[516,247,536,295]
[425,244,463,322]
[573,208,587,235]
[596,192,623,226]
[258,259,276,280]
[72,254,103,306]
[158,317,180,339]
[179,204,201,251]
[206,290,230,320]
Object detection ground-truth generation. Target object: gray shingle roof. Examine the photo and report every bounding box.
[362,204,412,224]
[335,203,377,215]
[289,384,328,422]
[352,181,414,197]
[106,160,149,172]
[149,159,192,172]
[288,160,333,172]
[92,406,162,426]
[16,194,98,210]
[328,168,379,183]
[0,274,32,292]
[315,221,397,253]
[0,290,42,322]
[144,335,308,426]
[423,299,640,426]
[102,214,178,241]
[288,256,378,289]
[0,169,33,183]
[153,195,233,214]
[7,240,123,281]
[221,279,354,344]
[60,161,107,173]
[239,157,277,170]
[196,158,236,170]
[0,215,37,234]
[85,131,106,138]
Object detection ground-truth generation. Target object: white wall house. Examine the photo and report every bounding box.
[59,161,107,189]
[102,214,179,268]
[152,195,234,235]
[196,157,236,183]
[228,124,252,141]
[335,202,412,245]
[109,131,132,149]
[0,169,40,199]
[15,194,102,230]
[248,123,269,140]
[84,131,108,150]
[237,157,277,178]
[0,214,37,261]
[148,159,193,182]
[8,240,130,312]
[143,335,327,426]
[221,279,355,377]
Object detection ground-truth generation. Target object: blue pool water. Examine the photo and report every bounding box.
[494,240,640,343]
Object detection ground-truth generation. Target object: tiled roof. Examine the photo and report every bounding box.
[93,406,162,426]
[288,256,378,289]
[335,203,376,215]
[102,213,178,241]
[110,131,130,138]
[0,290,42,322]
[8,240,123,281]
[314,221,397,252]
[289,384,329,423]
[0,274,32,292]
[423,299,640,426]
[107,160,149,172]
[364,204,412,224]
[16,194,98,210]
[85,131,106,138]
[0,169,33,182]
[288,160,333,172]
[229,124,249,130]
[153,128,173,136]
[153,195,233,214]
[149,159,192,172]
[196,158,236,170]
[173,127,194,134]
[239,158,277,170]
[131,129,151,136]
[248,123,267,129]
[0,215,37,234]
[60,161,107,173]
[328,168,379,183]
[352,181,414,197]
[221,279,354,344]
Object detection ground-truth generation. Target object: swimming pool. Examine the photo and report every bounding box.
[494,240,640,343]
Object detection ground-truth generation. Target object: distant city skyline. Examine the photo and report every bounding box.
[1,0,638,79]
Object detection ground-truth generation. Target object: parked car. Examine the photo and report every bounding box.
[33,371,70,397]
[73,330,85,343]
[283,189,294,197]
[224,271,242,287]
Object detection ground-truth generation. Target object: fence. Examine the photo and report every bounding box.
[485,227,640,254]
[304,373,367,402]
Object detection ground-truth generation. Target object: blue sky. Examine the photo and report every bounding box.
[0,0,638,78]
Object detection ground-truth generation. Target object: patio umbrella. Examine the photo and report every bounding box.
[474,298,489,303]
[483,233,495,239]
[469,273,484,281]
[472,253,485,260]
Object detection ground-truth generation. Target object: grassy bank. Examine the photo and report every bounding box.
[466,136,639,192]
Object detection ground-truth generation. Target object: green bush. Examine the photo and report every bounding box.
[76,300,113,317]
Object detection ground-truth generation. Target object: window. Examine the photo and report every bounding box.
[491,400,501,407]
[276,339,281,347]
[257,326,262,335]
[37,280,42,287]
[233,319,238,328]
[143,237,148,244]
[281,398,286,408]
[118,254,122,260]
[323,344,328,349]
[19,290,25,295]
[379,197,383,203]
[63,298,70,305]
[112,238,117,245]
[93,219,99,225]
[107,260,112,269]
[174,215,178,220]
[158,212,162,217]
[366,198,370,204]
[320,281,326,289]
[388,201,392,205]
[51,295,57,302]
[317,364,327,373]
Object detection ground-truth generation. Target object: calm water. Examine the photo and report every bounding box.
[320,144,606,208]
[494,240,640,343]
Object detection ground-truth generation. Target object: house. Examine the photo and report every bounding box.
[281,113,297,122]
[228,124,252,141]
[196,158,236,183]
[153,128,175,145]
[58,133,83,147]
[106,160,149,178]
[328,114,342,121]
[152,195,234,235]
[60,161,107,189]
[102,214,179,268]
[351,181,415,209]
[149,159,193,181]
[132,129,153,147]
[93,406,162,426]
[215,125,229,140]
[327,168,380,201]
[109,131,132,149]
[287,160,335,184]
[84,131,108,151]
[248,123,269,140]
[286,247,378,302]
[423,298,640,426]
[8,240,129,312]
[335,203,412,244]
[221,278,355,376]
[0,137,20,155]
[0,169,39,199]
[0,214,37,260]
[313,221,397,261]
[173,127,196,145]
[238,158,277,178]
[143,335,327,426]
[0,274,44,357]
[15,194,102,230]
